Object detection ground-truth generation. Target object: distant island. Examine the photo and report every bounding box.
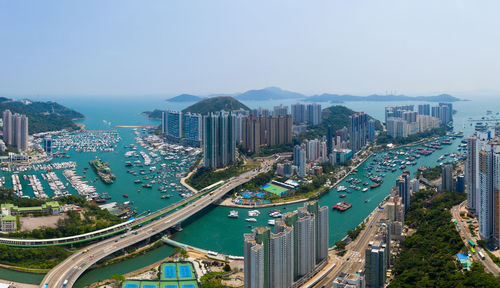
[164,88,462,103]
[166,94,205,102]
[234,87,305,101]
[306,93,461,103]
[182,96,250,115]
[0,97,84,134]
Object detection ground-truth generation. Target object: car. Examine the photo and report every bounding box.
[114,239,118,242]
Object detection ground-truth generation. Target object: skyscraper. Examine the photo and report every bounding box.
[306,103,322,125]
[242,116,261,153]
[203,111,236,170]
[418,104,430,116]
[396,171,410,213]
[244,201,328,288]
[477,138,500,246]
[298,147,306,178]
[441,164,453,192]
[365,227,389,288]
[327,125,334,157]
[183,112,203,143]
[273,104,289,117]
[368,119,375,142]
[349,112,367,153]
[466,136,478,213]
[2,110,12,145]
[42,136,53,155]
[3,111,29,151]
[291,103,306,124]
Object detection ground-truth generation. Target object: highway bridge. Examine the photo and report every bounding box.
[0,180,224,247]
[41,157,276,288]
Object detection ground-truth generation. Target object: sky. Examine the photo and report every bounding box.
[0,0,499,97]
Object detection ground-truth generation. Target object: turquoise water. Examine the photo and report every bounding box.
[0,95,496,285]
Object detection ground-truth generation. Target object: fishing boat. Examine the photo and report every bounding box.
[332,201,352,211]
[339,194,346,198]
[122,194,129,198]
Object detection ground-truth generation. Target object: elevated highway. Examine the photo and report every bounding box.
[41,157,276,288]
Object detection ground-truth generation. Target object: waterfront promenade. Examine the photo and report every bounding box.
[41,157,276,288]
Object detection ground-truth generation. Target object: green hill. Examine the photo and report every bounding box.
[0,98,84,134]
[300,105,382,141]
[182,96,250,115]
[142,109,163,119]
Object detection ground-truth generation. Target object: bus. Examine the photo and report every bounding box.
[469,240,476,248]
[479,251,485,260]
[470,247,476,253]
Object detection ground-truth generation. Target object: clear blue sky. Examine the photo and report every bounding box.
[1,0,499,97]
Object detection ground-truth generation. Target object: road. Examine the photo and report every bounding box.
[42,157,276,288]
[451,201,500,276]
[312,205,386,287]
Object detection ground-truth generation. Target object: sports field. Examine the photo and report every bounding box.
[261,183,289,196]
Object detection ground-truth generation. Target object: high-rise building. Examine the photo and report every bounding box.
[466,136,478,213]
[396,171,410,213]
[439,103,453,123]
[441,164,453,192]
[2,110,12,145]
[477,138,500,246]
[291,103,306,124]
[42,136,53,155]
[349,112,367,153]
[306,103,322,125]
[365,225,390,288]
[3,112,29,151]
[327,125,334,157]
[242,116,261,153]
[242,115,292,154]
[456,174,465,193]
[298,146,306,178]
[165,110,182,138]
[244,201,328,288]
[183,113,203,142]
[203,111,236,170]
[368,119,375,142]
[273,104,289,117]
[418,104,430,116]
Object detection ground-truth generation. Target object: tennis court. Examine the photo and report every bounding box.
[178,264,193,279]
[142,285,158,288]
[181,285,196,288]
[162,284,178,288]
[124,284,139,288]
[163,265,177,280]
[261,183,289,196]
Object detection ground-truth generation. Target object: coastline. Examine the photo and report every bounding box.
[218,150,374,209]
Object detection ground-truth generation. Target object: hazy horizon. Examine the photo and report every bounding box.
[1,1,500,98]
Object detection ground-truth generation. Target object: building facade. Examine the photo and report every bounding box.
[203,111,236,170]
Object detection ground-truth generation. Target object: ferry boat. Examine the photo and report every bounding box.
[246,218,257,222]
[332,201,352,211]
[228,210,239,218]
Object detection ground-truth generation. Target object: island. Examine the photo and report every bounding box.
[182,96,250,114]
[0,97,84,134]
